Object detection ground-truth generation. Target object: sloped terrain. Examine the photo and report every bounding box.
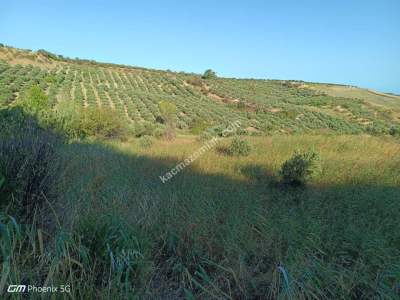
[1,44,400,299]
[1,45,399,136]
[307,82,400,109]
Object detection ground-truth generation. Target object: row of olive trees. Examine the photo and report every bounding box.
[14,84,184,141]
[15,85,126,139]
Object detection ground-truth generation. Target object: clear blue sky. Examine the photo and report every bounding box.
[1,0,399,93]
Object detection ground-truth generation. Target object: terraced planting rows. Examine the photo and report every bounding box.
[205,77,399,134]
[0,56,398,135]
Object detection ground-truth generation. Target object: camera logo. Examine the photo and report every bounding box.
[7,285,26,293]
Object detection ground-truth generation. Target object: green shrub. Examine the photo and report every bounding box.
[17,85,51,123]
[279,150,321,185]
[227,137,251,156]
[52,103,126,139]
[139,135,153,148]
[80,107,125,138]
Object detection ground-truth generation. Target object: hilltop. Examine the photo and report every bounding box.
[1,44,399,136]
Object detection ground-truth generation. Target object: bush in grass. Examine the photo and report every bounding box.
[227,137,251,156]
[139,135,153,148]
[279,150,321,185]
[80,107,125,138]
[17,85,51,123]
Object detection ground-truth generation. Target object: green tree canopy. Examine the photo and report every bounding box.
[158,100,177,122]
[202,69,217,79]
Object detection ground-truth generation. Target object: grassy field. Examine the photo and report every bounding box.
[307,83,400,109]
[2,130,400,299]
[1,44,400,299]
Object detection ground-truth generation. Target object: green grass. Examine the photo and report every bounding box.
[1,45,400,299]
[308,83,400,109]
[2,131,399,298]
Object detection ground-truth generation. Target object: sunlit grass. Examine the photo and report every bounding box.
[115,134,400,186]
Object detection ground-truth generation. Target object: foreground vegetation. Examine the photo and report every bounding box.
[1,104,399,298]
[1,44,400,299]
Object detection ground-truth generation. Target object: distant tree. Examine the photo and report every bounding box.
[158,100,177,140]
[202,69,217,79]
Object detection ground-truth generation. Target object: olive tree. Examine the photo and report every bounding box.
[202,69,217,79]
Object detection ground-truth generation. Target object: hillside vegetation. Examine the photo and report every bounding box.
[1,45,399,136]
[1,44,400,299]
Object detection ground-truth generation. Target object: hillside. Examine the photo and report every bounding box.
[1,45,399,136]
[1,44,400,299]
